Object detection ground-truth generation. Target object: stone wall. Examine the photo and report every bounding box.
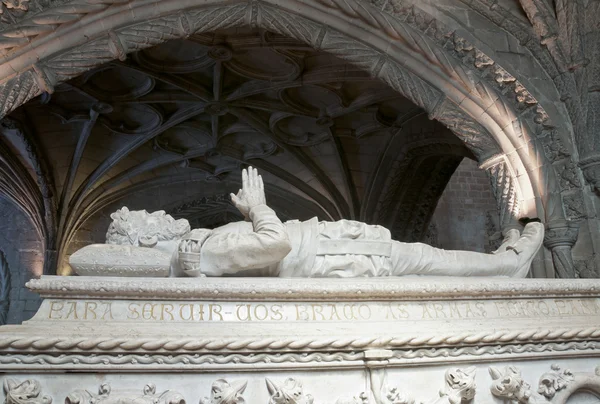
[0,197,43,324]
[429,158,499,253]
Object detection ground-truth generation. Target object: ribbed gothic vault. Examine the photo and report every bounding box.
[1,27,478,274]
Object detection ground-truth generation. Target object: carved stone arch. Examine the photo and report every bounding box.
[0,0,568,275]
[538,365,600,404]
[0,115,57,274]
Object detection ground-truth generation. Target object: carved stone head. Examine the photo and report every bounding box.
[3,379,52,404]
[106,207,190,247]
[442,367,476,404]
[199,379,247,404]
[266,378,314,404]
[489,366,531,403]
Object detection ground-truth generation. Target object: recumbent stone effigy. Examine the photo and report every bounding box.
[3,169,600,404]
[69,167,544,279]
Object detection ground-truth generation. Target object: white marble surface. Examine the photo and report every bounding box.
[2,276,600,404]
[1,359,600,404]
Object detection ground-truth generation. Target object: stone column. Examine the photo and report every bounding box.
[543,220,580,278]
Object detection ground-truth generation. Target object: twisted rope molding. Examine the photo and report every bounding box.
[392,341,600,360]
[25,276,600,300]
[1,342,598,369]
[0,351,363,366]
[2,327,600,353]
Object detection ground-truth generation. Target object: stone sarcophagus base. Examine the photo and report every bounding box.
[2,276,600,404]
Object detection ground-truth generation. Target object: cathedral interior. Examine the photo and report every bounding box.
[0,0,598,324]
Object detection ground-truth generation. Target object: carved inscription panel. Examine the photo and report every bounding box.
[34,298,600,323]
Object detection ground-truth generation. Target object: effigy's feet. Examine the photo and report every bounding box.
[506,222,545,278]
[492,228,520,254]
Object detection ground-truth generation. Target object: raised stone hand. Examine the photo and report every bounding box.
[230,166,267,220]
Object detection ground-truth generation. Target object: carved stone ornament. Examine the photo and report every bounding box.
[199,380,247,404]
[266,378,313,404]
[2,343,600,371]
[438,367,476,404]
[579,154,600,192]
[65,383,185,404]
[368,363,415,404]
[3,379,52,404]
[489,366,531,403]
[543,220,580,278]
[537,364,600,404]
[480,156,520,228]
[334,393,368,404]
[537,364,574,399]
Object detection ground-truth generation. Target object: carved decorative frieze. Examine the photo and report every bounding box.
[65,383,185,404]
[3,379,52,404]
[3,342,600,370]
[562,191,586,220]
[579,154,600,192]
[537,364,600,404]
[558,161,582,190]
[489,366,531,403]
[367,361,415,404]
[334,393,368,404]
[538,364,574,399]
[266,378,313,404]
[0,352,363,369]
[540,129,570,163]
[1,342,599,371]
[200,380,246,404]
[438,367,476,404]
[25,275,600,300]
[575,256,600,279]
[432,99,499,159]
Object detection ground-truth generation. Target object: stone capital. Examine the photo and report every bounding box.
[543,220,580,249]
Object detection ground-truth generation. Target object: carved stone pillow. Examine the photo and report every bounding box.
[69,244,171,277]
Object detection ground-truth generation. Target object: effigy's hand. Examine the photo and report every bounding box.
[230,166,267,219]
[177,229,211,277]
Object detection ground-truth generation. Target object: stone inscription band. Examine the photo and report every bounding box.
[39,298,600,323]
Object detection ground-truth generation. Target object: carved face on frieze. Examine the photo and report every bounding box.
[106,207,191,247]
[205,379,247,404]
[266,378,314,404]
[489,366,532,403]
